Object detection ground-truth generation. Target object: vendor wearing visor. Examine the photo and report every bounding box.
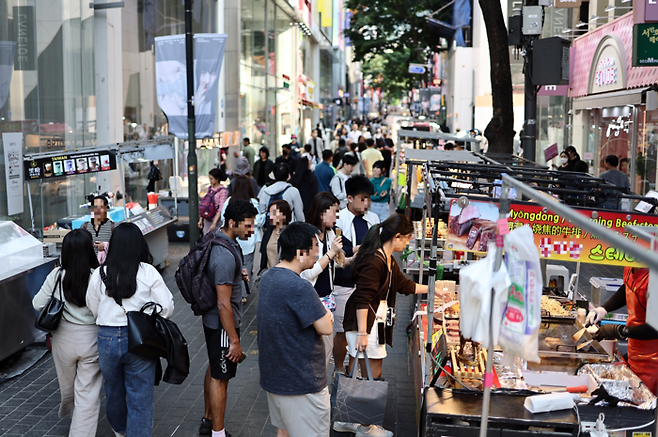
[588,267,658,394]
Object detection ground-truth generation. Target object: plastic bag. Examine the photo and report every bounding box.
[458,242,511,345]
[499,225,543,365]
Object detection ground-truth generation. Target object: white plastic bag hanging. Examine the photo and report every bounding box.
[499,225,543,364]
[458,243,511,345]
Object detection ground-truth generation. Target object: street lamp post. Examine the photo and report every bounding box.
[185,0,199,246]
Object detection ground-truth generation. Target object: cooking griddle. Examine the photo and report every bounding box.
[538,318,610,361]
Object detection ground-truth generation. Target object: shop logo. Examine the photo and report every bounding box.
[606,115,630,137]
[595,57,617,87]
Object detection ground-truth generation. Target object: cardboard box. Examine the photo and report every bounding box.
[43,229,70,244]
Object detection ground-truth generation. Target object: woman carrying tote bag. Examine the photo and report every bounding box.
[86,223,174,437]
[33,230,102,437]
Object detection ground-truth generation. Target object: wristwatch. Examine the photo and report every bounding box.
[325,253,334,261]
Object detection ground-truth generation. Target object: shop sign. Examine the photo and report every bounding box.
[13,6,35,71]
[0,119,38,133]
[647,0,658,22]
[447,199,658,267]
[632,23,658,67]
[594,57,618,86]
[554,0,582,8]
[606,114,631,137]
[23,150,117,180]
[589,36,626,94]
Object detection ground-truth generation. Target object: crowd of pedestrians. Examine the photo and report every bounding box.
[34,120,410,437]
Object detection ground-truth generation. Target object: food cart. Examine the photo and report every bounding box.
[0,221,58,362]
[392,129,482,213]
[405,156,658,436]
[23,138,180,268]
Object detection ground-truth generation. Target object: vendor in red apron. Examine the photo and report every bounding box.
[587,267,658,394]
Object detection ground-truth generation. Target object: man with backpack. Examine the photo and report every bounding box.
[196,200,258,437]
[330,153,357,210]
[257,163,305,223]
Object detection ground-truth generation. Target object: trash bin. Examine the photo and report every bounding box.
[589,277,623,308]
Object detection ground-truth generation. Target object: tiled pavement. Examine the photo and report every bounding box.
[0,242,419,437]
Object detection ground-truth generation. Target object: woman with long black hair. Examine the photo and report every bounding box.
[344,213,427,375]
[335,214,427,437]
[86,223,174,437]
[301,192,344,368]
[33,230,102,437]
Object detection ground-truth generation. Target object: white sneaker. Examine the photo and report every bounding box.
[356,424,394,437]
[333,422,360,433]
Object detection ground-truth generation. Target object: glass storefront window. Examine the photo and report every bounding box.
[637,107,658,196]
[598,106,632,179]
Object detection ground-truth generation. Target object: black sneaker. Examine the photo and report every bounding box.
[199,418,212,435]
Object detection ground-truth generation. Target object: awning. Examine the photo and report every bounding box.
[573,87,650,111]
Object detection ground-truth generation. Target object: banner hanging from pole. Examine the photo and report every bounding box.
[155,34,227,140]
[3,132,24,215]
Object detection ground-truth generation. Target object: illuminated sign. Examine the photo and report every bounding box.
[595,57,617,86]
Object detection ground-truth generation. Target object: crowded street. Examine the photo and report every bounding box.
[3,0,658,436]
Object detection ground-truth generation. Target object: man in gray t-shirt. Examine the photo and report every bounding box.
[599,155,631,210]
[199,200,257,437]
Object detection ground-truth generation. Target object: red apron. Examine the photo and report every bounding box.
[624,267,658,394]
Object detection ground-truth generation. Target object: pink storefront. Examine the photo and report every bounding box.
[570,12,658,196]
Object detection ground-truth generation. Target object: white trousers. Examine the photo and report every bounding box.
[51,320,103,437]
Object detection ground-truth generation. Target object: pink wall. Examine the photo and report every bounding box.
[570,12,658,97]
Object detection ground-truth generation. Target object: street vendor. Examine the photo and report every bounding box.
[588,267,658,394]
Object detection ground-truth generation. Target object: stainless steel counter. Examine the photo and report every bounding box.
[0,257,58,362]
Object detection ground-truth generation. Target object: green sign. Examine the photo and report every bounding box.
[633,23,658,67]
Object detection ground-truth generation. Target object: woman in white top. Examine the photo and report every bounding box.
[86,223,174,437]
[301,192,344,369]
[33,230,102,437]
[220,175,266,302]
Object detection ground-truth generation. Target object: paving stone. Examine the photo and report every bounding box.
[0,242,421,437]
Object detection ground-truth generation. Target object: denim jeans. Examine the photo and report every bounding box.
[98,326,155,437]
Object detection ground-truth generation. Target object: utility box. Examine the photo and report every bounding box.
[508,15,522,46]
[532,37,571,85]
[522,6,543,35]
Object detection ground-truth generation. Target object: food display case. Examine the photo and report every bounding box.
[0,221,58,362]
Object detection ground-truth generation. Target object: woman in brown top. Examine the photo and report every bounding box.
[343,214,428,378]
[259,199,292,272]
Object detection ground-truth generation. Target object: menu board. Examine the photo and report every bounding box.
[127,207,174,235]
[24,150,117,180]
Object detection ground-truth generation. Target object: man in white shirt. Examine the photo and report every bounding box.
[347,123,362,144]
[330,154,358,210]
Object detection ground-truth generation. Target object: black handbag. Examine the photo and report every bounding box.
[126,302,168,360]
[35,269,65,333]
[331,351,389,426]
[99,267,167,360]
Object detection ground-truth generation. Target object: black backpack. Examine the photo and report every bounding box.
[175,232,242,316]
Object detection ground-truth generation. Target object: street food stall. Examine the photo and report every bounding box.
[23,138,180,268]
[404,156,658,436]
[0,221,58,362]
[392,129,482,214]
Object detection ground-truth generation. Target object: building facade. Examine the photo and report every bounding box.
[0,0,349,232]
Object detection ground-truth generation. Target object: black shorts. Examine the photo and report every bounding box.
[203,324,241,380]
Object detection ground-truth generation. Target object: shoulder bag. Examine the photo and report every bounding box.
[35,269,65,333]
[331,351,388,426]
[99,267,167,360]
